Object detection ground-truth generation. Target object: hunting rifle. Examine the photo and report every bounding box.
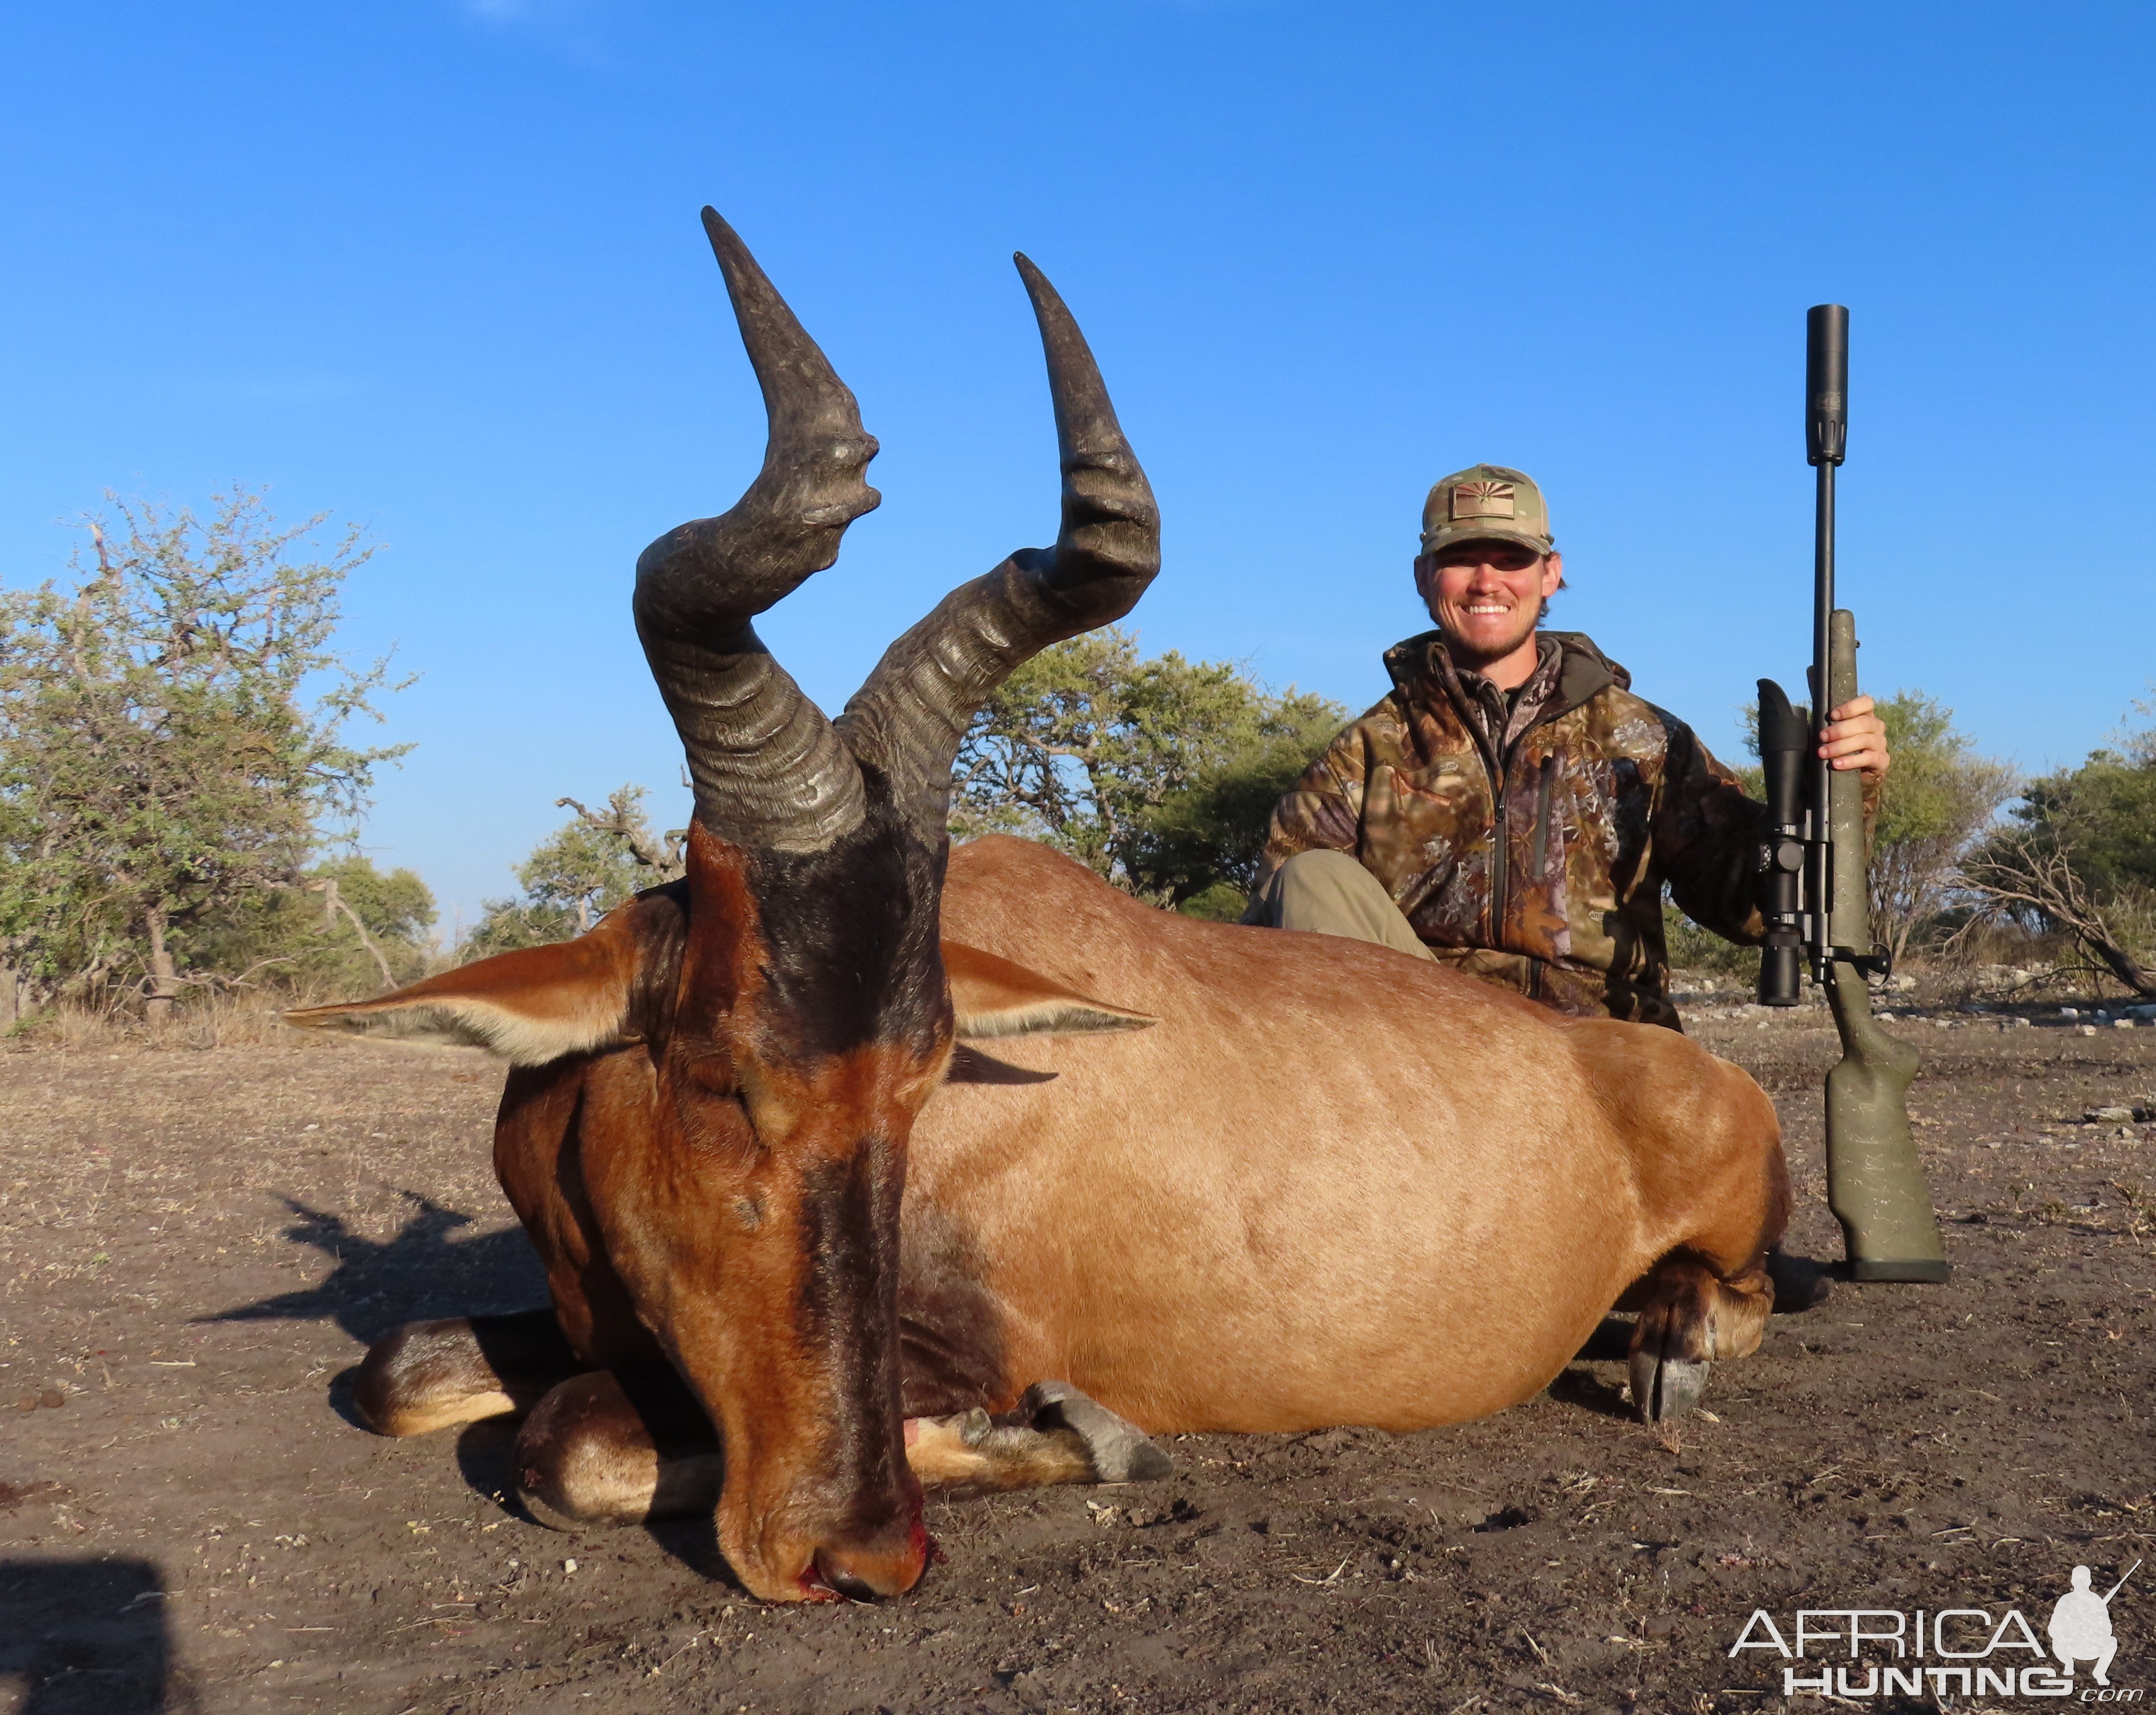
[1754,304,1950,1283]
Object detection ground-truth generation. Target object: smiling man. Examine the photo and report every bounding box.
[1245,464,1891,1028]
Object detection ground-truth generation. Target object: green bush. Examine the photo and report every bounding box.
[952,626,1345,908]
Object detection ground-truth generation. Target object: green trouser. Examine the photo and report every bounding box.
[1243,850,1434,962]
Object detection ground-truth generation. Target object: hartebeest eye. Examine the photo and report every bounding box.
[680,1051,738,1096]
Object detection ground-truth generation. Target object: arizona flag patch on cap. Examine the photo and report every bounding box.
[1451,479,1517,521]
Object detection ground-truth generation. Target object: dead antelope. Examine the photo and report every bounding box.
[290,209,1792,1604]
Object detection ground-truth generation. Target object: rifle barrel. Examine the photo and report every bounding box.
[1806,305,1847,976]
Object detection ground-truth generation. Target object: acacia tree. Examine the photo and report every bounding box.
[463,785,684,956]
[1863,692,2018,967]
[1960,699,2156,996]
[951,627,1344,914]
[0,492,407,1018]
[184,854,439,997]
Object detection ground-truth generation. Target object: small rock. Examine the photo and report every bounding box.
[2081,1025,2099,1037]
[38,1389,63,1410]
[2086,1107,2135,1123]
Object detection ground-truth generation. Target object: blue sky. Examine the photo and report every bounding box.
[5,2,2151,925]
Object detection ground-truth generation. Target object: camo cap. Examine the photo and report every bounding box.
[1420,464,1556,559]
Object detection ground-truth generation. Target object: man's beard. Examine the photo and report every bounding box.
[1442,604,1537,667]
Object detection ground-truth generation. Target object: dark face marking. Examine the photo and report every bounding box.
[790,1141,918,1540]
[734,780,950,1070]
[643,773,956,1596]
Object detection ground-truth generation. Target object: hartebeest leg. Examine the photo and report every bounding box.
[1625,1251,1775,1424]
[512,1376,1173,1532]
[905,1382,1175,1499]
[353,1309,583,1437]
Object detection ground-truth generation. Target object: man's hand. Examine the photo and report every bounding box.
[1820,695,1891,783]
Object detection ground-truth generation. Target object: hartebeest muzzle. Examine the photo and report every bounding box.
[613,209,1158,1599]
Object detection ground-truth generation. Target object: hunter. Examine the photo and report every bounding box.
[1247,464,1891,1029]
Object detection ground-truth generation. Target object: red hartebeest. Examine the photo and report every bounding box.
[289,210,1792,1605]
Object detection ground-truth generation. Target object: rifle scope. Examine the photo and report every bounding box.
[1755,679,1809,1005]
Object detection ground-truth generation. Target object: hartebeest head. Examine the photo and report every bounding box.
[292,210,1158,1600]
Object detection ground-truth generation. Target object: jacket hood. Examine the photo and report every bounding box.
[1382,628,1632,722]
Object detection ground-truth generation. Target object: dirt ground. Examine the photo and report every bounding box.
[2,998,2151,1714]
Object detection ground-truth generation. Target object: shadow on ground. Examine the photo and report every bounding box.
[0,1557,188,1714]
[199,1190,548,1342]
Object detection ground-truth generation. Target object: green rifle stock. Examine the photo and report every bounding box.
[1756,306,1948,1284]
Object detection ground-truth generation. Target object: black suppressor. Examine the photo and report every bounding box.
[1806,303,1848,468]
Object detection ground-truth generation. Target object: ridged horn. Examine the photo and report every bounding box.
[836,254,1160,832]
[633,207,880,852]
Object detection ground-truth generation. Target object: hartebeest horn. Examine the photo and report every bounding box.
[836,255,1160,834]
[634,207,880,852]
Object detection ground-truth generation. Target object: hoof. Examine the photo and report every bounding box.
[352,1319,519,1438]
[513,1453,726,1532]
[511,1369,722,1531]
[515,1484,595,1534]
[1019,1381,1173,1483]
[1629,1349,1711,1423]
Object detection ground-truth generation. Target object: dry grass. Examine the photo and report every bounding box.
[4,992,333,1055]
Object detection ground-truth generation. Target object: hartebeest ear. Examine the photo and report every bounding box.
[944,942,1157,1039]
[286,917,1149,1063]
[283,888,686,1066]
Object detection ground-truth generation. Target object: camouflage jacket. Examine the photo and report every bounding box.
[1254,628,1825,1028]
